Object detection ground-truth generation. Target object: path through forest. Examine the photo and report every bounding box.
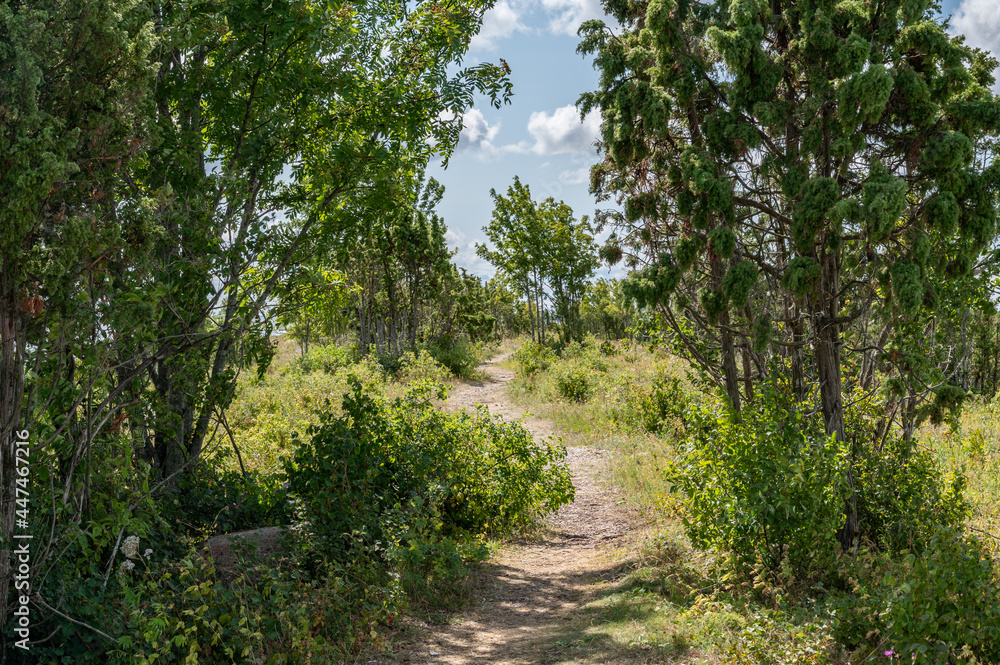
[402,354,638,665]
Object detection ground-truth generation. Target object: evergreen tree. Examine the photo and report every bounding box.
[580,0,1000,547]
[0,0,156,627]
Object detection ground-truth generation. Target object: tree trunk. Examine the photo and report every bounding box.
[526,285,536,343]
[777,237,807,402]
[719,321,742,413]
[0,265,27,624]
[409,275,420,349]
[813,248,859,550]
[742,345,754,404]
[708,251,742,413]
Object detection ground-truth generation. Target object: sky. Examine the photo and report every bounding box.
[430,0,1000,280]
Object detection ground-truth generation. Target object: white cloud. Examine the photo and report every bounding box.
[523,105,601,155]
[952,0,1000,89]
[446,228,495,278]
[456,109,502,160]
[559,165,592,185]
[541,0,606,36]
[471,1,527,51]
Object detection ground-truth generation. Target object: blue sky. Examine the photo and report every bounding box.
[431,0,1000,279]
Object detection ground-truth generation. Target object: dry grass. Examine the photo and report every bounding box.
[497,341,845,665]
[501,340,694,517]
[917,395,1000,556]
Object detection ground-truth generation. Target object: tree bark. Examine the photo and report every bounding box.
[0,264,27,624]
[813,248,859,550]
[709,251,742,413]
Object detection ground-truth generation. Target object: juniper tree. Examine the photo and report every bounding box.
[580,0,1000,546]
[0,0,156,628]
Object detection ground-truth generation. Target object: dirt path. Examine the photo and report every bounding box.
[406,354,635,665]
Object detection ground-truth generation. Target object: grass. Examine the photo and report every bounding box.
[500,336,1000,663]
[499,337,848,664]
[501,337,696,516]
[212,335,496,475]
[917,394,1000,557]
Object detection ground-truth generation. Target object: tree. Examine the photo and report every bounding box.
[118,0,512,481]
[477,177,599,343]
[0,0,155,628]
[274,267,351,357]
[547,208,599,341]
[478,177,551,342]
[581,278,634,339]
[1,0,511,636]
[580,0,1000,548]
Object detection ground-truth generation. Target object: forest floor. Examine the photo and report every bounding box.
[373,354,686,665]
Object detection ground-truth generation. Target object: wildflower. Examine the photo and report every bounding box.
[122,535,140,559]
[119,560,135,574]
[144,548,153,558]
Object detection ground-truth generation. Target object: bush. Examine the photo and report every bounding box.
[423,337,481,378]
[383,489,488,607]
[555,364,594,402]
[167,462,289,536]
[843,393,969,553]
[667,383,850,582]
[611,369,689,434]
[513,341,556,378]
[293,344,356,374]
[370,346,405,376]
[853,436,968,553]
[831,527,1000,662]
[284,379,574,590]
[398,348,451,383]
[560,339,589,359]
[114,547,392,663]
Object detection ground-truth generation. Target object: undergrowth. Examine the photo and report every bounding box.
[506,336,1000,664]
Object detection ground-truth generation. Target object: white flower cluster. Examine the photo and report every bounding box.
[144,548,153,557]
[122,535,140,559]
[119,560,135,574]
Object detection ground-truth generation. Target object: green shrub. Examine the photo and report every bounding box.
[610,370,689,434]
[293,344,356,374]
[370,346,405,376]
[831,527,1000,662]
[383,490,488,607]
[555,364,594,402]
[843,393,969,554]
[114,546,392,663]
[166,462,289,536]
[398,348,451,383]
[284,379,574,588]
[720,611,837,664]
[513,341,556,378]
[853,436,968,553]
[561,339,589,359]
[667,383,850,582]
[883,527,1000,662]
[423,337,480,378]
